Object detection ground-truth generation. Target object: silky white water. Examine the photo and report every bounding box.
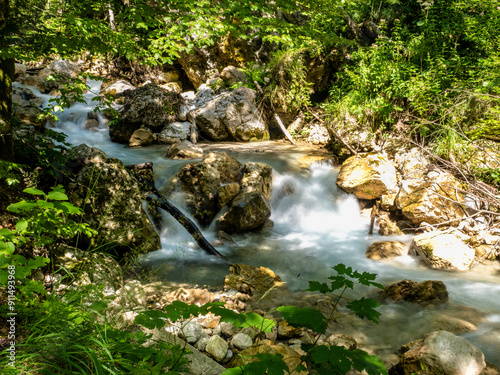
[26,80,500,366]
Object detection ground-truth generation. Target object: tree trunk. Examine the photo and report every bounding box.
[0,0,14,161]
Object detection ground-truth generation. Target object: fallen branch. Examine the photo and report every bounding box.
[139,177,225,257]
[308,110,358,156]
[274,114,296,145]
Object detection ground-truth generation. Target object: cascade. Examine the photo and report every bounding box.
[19,80,500,366]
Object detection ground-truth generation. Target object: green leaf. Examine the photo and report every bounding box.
[47,191,69,201]
[0,241,15,254]
[277,306,327,334]
[23,187,45,195]
[134,310,168,329]
[307,280,332,294]
[7,201,37,212]
[15,220,28,231]
[164,301,201,321]
[226,354,289,375]
[346,298,381,323]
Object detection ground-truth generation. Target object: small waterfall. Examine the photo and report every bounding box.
[22,82,500,366]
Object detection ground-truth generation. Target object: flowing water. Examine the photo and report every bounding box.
[20,80,500,366]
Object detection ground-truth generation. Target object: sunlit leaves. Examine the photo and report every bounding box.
[277,306,327,334]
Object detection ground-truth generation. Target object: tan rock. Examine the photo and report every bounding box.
[224,263,285,295]
[410,231,475,271]
[366,241,408,260]
[129,128,154,147]
[398,170,466,225]
[337,152,398,200]
[228,343,307,374]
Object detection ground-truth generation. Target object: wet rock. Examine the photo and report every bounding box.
[165,140,204,159]
[397,169,466,226]
[157,121,191,144]
[231,332,253,350]
[382,279,449,305]
[216,191,271,233]
[390,331,486,375]
[377,213,405,236]
[202,152,242,183]
[366,241,408,260]
[191,87,269,142]
[68,147,161,257]
[84,119,100,131]
[129,128,154,147]
[177,162,221,225]
[224,263,284,295]
[240,162,273,200]
[206,335,229,362]
[337,152,398,200]
[109,83,184,144]
[410,231,475,271]
[217,183,241,209]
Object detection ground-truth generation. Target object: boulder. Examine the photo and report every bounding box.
[366,241,408,260]
[217,183,240,209]
[68,145,160,257]
[216,191,271,233]
[12,86,45,127]
[224,263,284,295]
[177,162,221,225]
[336,152,398,200]
[220,66,248,86]
[14,63,26,81]
[109,83,184,144]
[157,121,192,144]
[49,59,81,78]
[116,280,148,308]
[381,279,449,305]
[100,80,135,97]
[191,87,269,142]
[410,231,475,271]
[165,140,204,159]
[390,331,486,375]
[397,169,466,226]
[129,128,154,147]
[202,152,242,183]
[240,162,273,200]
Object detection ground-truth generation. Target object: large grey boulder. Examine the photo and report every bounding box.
[390,331,486,375]
[157,121,192,144]
[216,190,271,234]
[100,80,135,97]
[190,86,269,142]
[109,83,184,144]
[177,162,222,225]
[410,231,475,271]
[336,152,398,200]
[68,145,160,257]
